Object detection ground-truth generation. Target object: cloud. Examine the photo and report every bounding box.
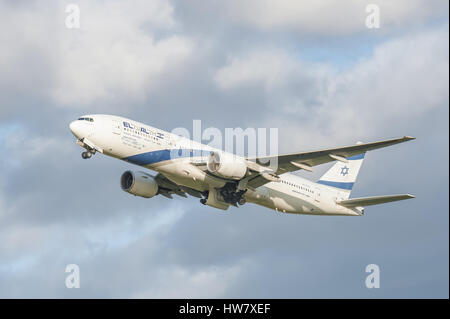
[132,264,242,298]
[214,50,294,90]
[0,0,194,109]
[219,0,448,35]
[213,26,449,150]
[1,127,72,170]
[55,0,194,107]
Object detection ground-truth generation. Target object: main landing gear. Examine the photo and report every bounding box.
[199,183,247,207]
[219,182,247,206]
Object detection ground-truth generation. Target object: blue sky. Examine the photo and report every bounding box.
[0,0,448,298]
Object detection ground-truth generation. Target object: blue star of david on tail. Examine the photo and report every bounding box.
[341,166,349,176]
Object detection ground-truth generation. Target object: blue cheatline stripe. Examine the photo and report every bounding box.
[347,153,365,160]
[317,180,354,190]
[123,149,210,166]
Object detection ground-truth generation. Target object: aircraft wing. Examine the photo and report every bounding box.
[336,194,415,207]
[154,173,203,199]
[246,136,415,189]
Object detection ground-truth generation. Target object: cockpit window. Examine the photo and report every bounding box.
[78,117,94,122]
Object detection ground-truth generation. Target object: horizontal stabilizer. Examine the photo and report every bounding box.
[337,194,415,207]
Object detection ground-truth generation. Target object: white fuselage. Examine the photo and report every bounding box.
[69,114,361,216]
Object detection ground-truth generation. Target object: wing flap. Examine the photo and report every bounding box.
[337,194,415,208]
[154,173,203,198]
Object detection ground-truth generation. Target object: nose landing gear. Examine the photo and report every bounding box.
[76,138,97,159]
[81,151,93,159]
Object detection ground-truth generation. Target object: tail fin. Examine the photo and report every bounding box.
[317,153,365,199]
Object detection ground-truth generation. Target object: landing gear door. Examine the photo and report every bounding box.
[314,187,321,203]
[112,120,121,135]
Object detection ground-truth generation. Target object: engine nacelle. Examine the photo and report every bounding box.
[120,170,158,198]
[200,190,229,210]
[207,151,247,180]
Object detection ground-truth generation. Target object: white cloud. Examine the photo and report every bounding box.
[132,264,242,298]
[222,0,447,35]
[0,225,51,265]
[0,1,194,108]
[316,26,449,141]
[0,203,185,276]
[53,0,194,106]
[214,50,301,90]
[0,127,71,169]
[0,201,242,298]
[214,26,449,150]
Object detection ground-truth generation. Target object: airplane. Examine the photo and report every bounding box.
[69,114,415,216]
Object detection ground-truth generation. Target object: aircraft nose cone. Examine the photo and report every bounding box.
[69,120,82,138]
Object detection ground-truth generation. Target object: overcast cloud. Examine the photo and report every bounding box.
[0,0,448,298]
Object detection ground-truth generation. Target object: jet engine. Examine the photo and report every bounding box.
[207,151,247,180]
[120,170,158,198]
